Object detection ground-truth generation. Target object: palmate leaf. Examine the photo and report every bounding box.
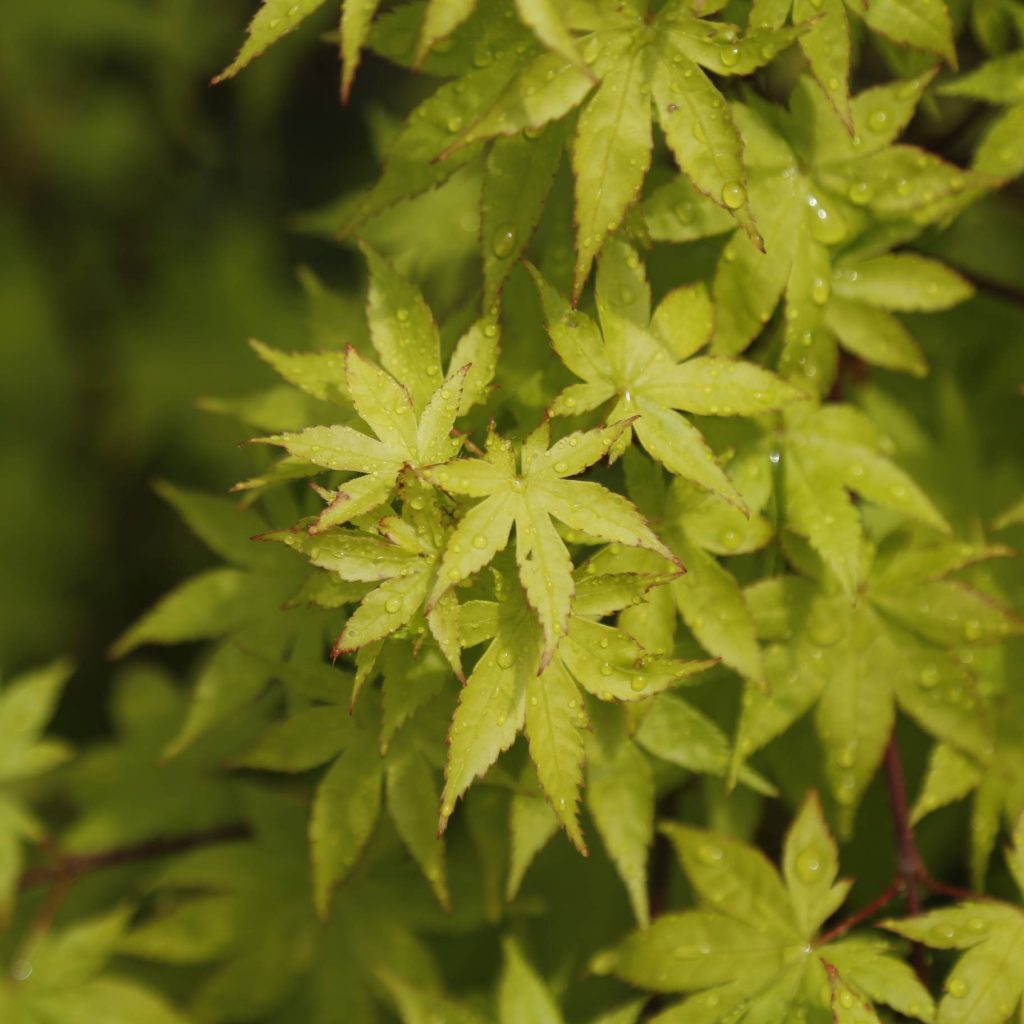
[0,908,189,1024]
[443,571,713,849]
[595,793,933,1023]
[884,818,1024,1024]
[257,246,497,529]
[737,535,1022,828]
[233,674,451,915]
[770,403,950,594]
[911,643,1024,887]
[940,51,1024,178]
[0,659,73,920]
[647,74,985,393]
[532,239,805,509]
[425,418,676,664]
[351,1,800,296]
[270,476,463,677]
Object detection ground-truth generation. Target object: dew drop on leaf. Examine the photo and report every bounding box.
[497,649,514,669]
[795,847,822,882]
[491,224,516,259]
[721,181,747,209]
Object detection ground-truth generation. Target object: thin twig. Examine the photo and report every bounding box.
[919,869,984,904]
[883,734,927,979]
[817,881,902,947]
[18,824,249,891]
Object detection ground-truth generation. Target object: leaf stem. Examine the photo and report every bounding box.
[817,881,902,946]
[883,733,927,979]
[18,823,249,891]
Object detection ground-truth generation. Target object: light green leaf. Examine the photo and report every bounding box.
[911,743,984,825]
[249,338,349,404]
[862,0,957,66]
[661,824,799,937]
[587,712,654,925]
[214,0,330,82]
[825,298,929,377]
[363,245,442,410]
[795,0,853,128]
[440,590,541,831]
[386,741,449,908]
[572,46,652,296]
[498,937,564,1024]
[672,537,763,683]
[651,284,714,361]
[507,791,559,899]
[310,715,384,916]
[832,255,974,312]
[823,939,936,1021]
[341,0,383,102]
[416,0,477,65]
[483,126,564,303]
[653,40,761,249]
[233,707,349,773]
[514,0,589,72]
[975,103,1024,178]
[110,570,254,658]
[783,792,848,936]
[525,660,587,851]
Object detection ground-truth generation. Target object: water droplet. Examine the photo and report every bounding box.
[385,597,402,614]
[919,665,940,688]
[447,115,463,133]
[967,917,986,933]
[497,649,514,669]
[720,46,740,67]
[698,843,724,865]
[472,535,487,550]
[848,180,874,205]
[10,959,32,982]
[812,277,830,304]
[491,223,516,259]
[964,619,982,641]
[867,109,889,132]
[839,991,855,1009]
[795,847,823,883]
[721,181,747,209]
[769,450,781,464]
[630,675,647,692]
[600,662,613,677]
[948,977,969,998]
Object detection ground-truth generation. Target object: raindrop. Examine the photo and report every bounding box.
[385,597,402,614]
[491,224,516,259]
[721,181,747,209]
[497,649,514,669]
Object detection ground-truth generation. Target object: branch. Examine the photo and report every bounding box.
[883,733,927,978]
[817,881,902,947]
[18,824,249,891]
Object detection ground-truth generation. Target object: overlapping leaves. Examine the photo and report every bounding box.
[596,793,935,1022]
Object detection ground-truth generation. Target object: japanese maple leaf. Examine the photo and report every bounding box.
[423,420,676,664]
[750,0,956,128]
[272,477,463,677]
[593,446,777,685]
[912,643,1024,888]
[737,534,1023,830]
[531,238,806,509]
[940,49,1024,179]
[646,74,987,394]
[0,660,72,920]
[255,245,497,529]
[884,817,1024,1024]
[762,402,951,594]
[446,568,713,850]
[344,1,801,297]
[596,793,936,1023]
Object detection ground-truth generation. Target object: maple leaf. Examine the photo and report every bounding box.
[0,660,72,921]
[424,419,676,663]
[750,0,956,128]
[940,51,1024,179]
[444,568,712,853]
[737,534,1023,830]
[765,403,952,594]
[256,246,497,530]
[884,816,1024,1024]
[594,792,935,1022]
[532,238,806,509]
[271,475,463,677]
[347,1,801,296]
[647,74,987,394]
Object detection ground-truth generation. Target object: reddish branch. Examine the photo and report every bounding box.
[18,824,249,891]
[817,881,902,947]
